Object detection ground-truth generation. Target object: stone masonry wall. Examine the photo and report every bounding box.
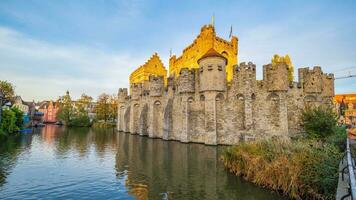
[117,59,334,145]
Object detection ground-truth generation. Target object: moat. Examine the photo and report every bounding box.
[0,126,287,199]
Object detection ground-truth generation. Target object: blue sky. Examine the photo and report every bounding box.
[0,0,355,101]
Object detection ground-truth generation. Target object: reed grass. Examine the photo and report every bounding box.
[221,139,341,200]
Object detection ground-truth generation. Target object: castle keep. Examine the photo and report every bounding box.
[118,24,334,145]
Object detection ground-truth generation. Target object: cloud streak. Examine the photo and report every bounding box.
[0,26,144,101]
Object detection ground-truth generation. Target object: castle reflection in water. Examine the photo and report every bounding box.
[0,127,286,200]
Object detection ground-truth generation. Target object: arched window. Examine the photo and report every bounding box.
[267,93,279,101]
[200,94,205,101]
[251,93,256,100]
[236,93,244,101]
[221,51,228,57]
[216,93,224,101]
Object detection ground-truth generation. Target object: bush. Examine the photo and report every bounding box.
[68,114,91,127]
[221,139,341,200]
[325,126,347,151]
[0,109,19,134]
[301,106,337,139]
[11,107,24,130]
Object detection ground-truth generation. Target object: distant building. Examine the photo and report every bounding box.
[12,96,29,114]
[38,101,59,123]
[334,94,356,126]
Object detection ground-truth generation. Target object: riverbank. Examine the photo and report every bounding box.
[221,137,344,200]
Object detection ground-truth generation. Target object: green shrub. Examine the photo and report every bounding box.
[0,109,19,134]
[301,106,337,139]
[68,114,91,127]
[11,107,24,130]
[325,126,347,151]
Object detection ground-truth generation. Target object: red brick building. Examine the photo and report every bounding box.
[38,101,59,123]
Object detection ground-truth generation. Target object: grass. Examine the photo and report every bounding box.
[221,138,342,200]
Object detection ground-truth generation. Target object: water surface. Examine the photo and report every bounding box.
[0,125,287,199]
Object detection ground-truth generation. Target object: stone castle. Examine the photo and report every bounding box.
[117,24,334,145]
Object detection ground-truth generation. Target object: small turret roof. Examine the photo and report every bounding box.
[197,48,227,64]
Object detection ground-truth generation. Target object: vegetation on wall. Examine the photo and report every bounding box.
[221,106,345,200]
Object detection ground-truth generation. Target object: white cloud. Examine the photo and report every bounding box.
[0,26,143,101]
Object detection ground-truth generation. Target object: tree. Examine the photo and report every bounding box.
[70,93,92,127]
[0,80,15,100]
[57,91,74,125]
[301,106,337,139]
[95,93,110,122]
[108,94,118,121]
[76,93,93,114]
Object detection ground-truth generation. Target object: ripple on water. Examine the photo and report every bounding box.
[0,127,287,200]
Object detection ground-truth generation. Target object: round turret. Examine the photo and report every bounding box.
[198,48,227,92]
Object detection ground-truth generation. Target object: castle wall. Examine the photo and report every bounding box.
[117,61,334,145]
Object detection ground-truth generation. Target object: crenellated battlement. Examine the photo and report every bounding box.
[130,83,143,100]
[118,88,128,103]
[178,68,196,93]
[264,62,289,92]
[149,75,164,97]
[232,62,257,93]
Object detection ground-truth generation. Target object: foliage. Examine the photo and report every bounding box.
[301,106,337,139]
[11,107,24,130]
[324,126,347,151]
[221,139,342,200]
[68,114,91,127]
[57,91,75,125]
[76,93,93,113]
[95,93,110,122]
[95,93,117,123]
[0,109,19,135]
[57,91,93,127]
[0,80,15,100]
[108,95,118,121]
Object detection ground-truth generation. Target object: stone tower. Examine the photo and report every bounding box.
[199,48,227,92]
[198,48,228,145]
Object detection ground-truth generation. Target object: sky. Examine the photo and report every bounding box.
[0,0,355,101]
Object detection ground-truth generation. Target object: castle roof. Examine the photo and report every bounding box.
[197,48,228,64]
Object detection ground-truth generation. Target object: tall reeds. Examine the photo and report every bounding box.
[221,139,341,200]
